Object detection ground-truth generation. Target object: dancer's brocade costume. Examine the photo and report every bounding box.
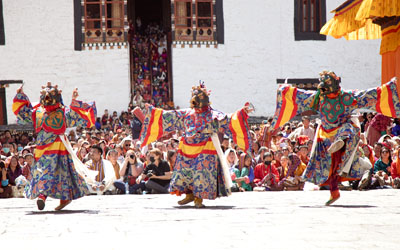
[139,84,252,207]
[271,71,400,205]
[12,83,96,210]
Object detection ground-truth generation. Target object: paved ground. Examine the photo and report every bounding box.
[1,189,400,249]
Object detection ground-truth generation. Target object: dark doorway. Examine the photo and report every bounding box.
[0,87,7,125]
[127,0,173,108]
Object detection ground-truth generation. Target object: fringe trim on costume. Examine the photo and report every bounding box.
[211,133,232,195]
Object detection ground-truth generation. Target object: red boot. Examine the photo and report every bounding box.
[55,200,72,211]
[37,194,47,211]
[325,190,340,206]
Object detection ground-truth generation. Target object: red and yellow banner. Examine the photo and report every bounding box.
[274,86,298,129]
[34,137,69,160]
[141,108,164,147]
[12,98,30,115]
[229,109,250,152]
[178,138,216,158]
[70,105,96,128]
[376,83,396,117]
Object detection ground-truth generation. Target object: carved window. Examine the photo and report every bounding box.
[75,0,127,50]
[172,0,224,47]
[294,0,326,41]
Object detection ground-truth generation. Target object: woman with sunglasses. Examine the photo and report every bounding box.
[372,146,393,188]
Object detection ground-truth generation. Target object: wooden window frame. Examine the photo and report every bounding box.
[0,0,4,46]
[174,0,193,41]
[294,0,326,41]
[172,0,220,45]
[82,0,127,47]
[195,0,213,41]
[104,0,125,42]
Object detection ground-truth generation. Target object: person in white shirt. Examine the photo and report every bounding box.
[289,116,315,141]
[85,145,116,195]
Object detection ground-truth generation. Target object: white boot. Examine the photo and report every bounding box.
[327,139,344,154]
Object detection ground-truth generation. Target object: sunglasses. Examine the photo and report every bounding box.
[382,151,390,154]
[129,155,135,159]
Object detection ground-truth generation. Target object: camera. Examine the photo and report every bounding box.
[146,170,154,178]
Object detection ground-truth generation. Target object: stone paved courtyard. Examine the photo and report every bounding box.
[1,189,399,249]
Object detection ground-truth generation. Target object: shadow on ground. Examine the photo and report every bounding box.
[172,205,236,210]
[299,205,377,209]
[26,210,100,215]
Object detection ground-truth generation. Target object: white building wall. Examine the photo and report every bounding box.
[172,0,382,117]
[0,0,130,124]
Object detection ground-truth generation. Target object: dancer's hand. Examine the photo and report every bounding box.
[0,188,3,193]
[98,185,105,191]
[72,88,79,100]
[16,86,24,94]
[243,102,254,114]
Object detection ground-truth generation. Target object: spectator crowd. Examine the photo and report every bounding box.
[2,107,400,199]
[128,18,174,110]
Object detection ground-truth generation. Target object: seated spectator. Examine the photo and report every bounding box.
[297,144,309,165]
[136,148,171,194]
[114,150,144,194]
[391,149,400,188]
[279,154,305,191]
[225,148,238,170]
[106,149,121,181]
[6,156,22,186]
[232,153,252,192]
[0,161,12,198]
[253,152,280,191]
[85,145,117,195]
[22,153,34,181]
[371,145,393,188]
[167,150,177,171]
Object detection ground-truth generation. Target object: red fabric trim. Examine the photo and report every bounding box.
[238,109,250,151]
[142,109,156,146]
[157,109,164,140]
[376,86,382,114]
[334,0,363,17]
[35,137,62,150]
[69,106,95,128]
[387,85,396,117]
[289,88,298,120]
[382,23,400,36]
[275,86,289,129]
[178,149,217,158]
[13,100,30,115]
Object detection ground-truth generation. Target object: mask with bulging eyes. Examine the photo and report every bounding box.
[317,71,341,96]
[40,83,62,107]
[190,84,210,109]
